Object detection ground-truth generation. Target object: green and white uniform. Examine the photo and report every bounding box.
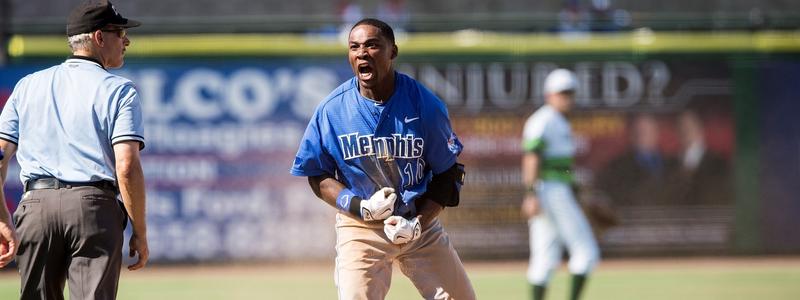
[522,104,599,285]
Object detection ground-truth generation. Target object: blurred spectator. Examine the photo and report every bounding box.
[595,113,678,206]
[748,8,768,30]
[672,110,732,205]
[377,0,410,32]
[588,0,630,31]
[338,0,363,36]
[557,0,590,33]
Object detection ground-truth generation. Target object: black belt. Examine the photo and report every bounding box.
[24,178,118,193]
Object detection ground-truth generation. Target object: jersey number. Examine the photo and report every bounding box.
[402,158,426,187]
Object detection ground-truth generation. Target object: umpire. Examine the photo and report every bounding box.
[0,0,148,299]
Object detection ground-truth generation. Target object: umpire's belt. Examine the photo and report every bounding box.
[24,178,118,194]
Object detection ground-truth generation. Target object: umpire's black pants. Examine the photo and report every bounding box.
[13,185,127,300]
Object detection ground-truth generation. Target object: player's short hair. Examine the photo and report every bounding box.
[351,18,396,46]
[67,32,94,52]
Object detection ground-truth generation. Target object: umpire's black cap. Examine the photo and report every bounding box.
[66,0,141,36]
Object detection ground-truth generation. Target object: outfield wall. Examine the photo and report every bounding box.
[1,31,799,262]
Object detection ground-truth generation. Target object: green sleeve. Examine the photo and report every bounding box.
[522,138,545,153]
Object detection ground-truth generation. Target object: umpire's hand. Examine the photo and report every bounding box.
[0,221,17,268]
[127,233,149,270]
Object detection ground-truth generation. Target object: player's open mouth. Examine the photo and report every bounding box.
[358,65,373,80]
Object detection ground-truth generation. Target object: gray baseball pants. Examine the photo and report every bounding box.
[13,185,127,300]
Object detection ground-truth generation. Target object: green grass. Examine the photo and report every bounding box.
[0,258,798,299]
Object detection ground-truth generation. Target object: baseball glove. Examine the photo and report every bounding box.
[577,188,619,237]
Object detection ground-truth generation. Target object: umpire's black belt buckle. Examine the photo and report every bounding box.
[24,177,118,194]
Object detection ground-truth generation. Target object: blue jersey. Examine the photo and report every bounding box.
[290,72,462,212]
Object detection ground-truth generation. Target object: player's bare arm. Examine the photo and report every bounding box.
[411,161,465,228]
[309,174,345,210]
[114,141,149,271]
[0,140,18,268]
[522,152,542,218]
[310,174,397,221]
[415,197,443,228]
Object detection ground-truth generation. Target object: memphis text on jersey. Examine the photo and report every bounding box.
[338,133,424,160]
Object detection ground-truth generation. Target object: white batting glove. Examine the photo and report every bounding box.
[383,216,421,244]
[360,187,397,221]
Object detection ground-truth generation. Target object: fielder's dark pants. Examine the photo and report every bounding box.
[13,186,127,300]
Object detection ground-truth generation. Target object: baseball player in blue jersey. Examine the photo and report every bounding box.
[291,18,475,299]
[521,69,599,300]
[0,1,148,298]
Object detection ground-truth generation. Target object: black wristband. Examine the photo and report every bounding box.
[348,196,363,218]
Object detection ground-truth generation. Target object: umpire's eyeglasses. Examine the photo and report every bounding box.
[100,27,127,39]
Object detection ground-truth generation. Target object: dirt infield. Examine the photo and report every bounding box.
[0,256,800,277]
[8,255,785,277]
[0,255,797,279]
[465,255,800,272]
[599,256,800,269]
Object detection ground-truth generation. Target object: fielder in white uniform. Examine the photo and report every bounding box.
[521,69,599,300]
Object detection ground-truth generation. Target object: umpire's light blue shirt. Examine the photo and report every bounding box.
[0,57,145,184]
